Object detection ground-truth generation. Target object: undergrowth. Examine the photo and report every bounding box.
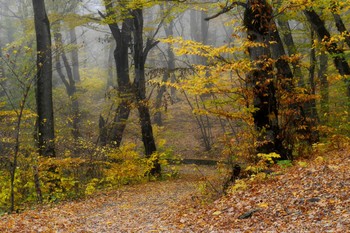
[0,139,177,214]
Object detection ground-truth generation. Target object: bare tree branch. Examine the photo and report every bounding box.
[205,1,246,21]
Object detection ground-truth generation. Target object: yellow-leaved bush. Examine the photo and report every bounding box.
[0,139,171,213]
[99,143,149,188]
[245,152,281,174]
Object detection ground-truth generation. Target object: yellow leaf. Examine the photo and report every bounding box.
[257,202,269,208]
[212,210,222,216]
[314,156,325,164]
[298,161,308,167]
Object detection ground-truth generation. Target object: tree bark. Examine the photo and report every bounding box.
[69,28,81,82]
[132,9,160,175]
[154,71,168,126]
[244,0,286,158]
[53,24,80,140]
[273,4,318,145]
[276,19,305,86]
[32,0,55,157]
[318,51,329,123]
[154,18,176,125]
[308,30,320,124]
[330,0,350,48]
[0,44,6,98]
[107,40,115,88]
[304,9,350,99]
[332,13,350,47]
[101,2,160,175]
[102,0,133,147]
[166,19,177,100]
[108,18,133,147]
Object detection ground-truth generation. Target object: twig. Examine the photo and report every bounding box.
[205,1,247,21]
[193,164,220,194]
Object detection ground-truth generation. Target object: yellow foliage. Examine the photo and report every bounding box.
[314,156,325,164]
[257,152,281,164]
[85,178,100,195]
[228,180,247,193]
[298,161,308,167]
[257,202,269,208]
[250,172,268,182]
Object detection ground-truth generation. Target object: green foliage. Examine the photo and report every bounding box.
[277,160,293,169]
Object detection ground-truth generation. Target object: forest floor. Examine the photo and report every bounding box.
[0,147,349,232]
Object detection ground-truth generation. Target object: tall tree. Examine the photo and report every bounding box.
[100,1,160,175]
[243,0,286,157]
[32,0,55,156]
[0,44,5,98]
[154,3,176,126]
[69,28,81,82]
[132,8,160,175]
[330,1,350,48]
[318,51,329,123]
[276,15,304,86]
[53,22,80,140]
[100,0,133,147]
[304,9,350,100]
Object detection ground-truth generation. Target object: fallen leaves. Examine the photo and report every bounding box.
[166,148,350,232]
[0,165,218,232]
[0,149,349,232]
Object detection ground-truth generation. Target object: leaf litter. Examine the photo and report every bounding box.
[0,149,349,232]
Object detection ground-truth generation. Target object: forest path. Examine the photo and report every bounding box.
[0,165,219,232]
[1,148,350,232]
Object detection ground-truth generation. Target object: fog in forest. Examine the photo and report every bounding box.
[0,1,349,227]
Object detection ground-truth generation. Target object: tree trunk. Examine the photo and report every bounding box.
[332,13,350,47]
[189,9,213,150]
[99,115,107,146]
[273,4,318,146]
[0,44,6,98]
[330,0,350,48]
[154,19,176,125]
[304,9,350,100]
[61,52,80,140]
[303,30,320,143]
[69,28,81,82]
[107,18,133,146]
[32,0,55,157]
[109,100,131,147]
[154,71,168,126]
[102,0,133,147]
[269,18,299,157]
[308,30,320,123]
[190,10,200,64]
[200,10,209,65]
[102,3,160,175]
[107,40,115,88]
[318,51,329,123]
[53,24,80,140]
[276,19,304,86]
[132,9,160,175]
[167,20,177,101]
[244,0,285,158]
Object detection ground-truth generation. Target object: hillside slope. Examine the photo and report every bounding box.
[0,149,349,232]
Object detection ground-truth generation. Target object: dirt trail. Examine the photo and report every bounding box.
[0,165,219,233]
[2,149,350,232]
